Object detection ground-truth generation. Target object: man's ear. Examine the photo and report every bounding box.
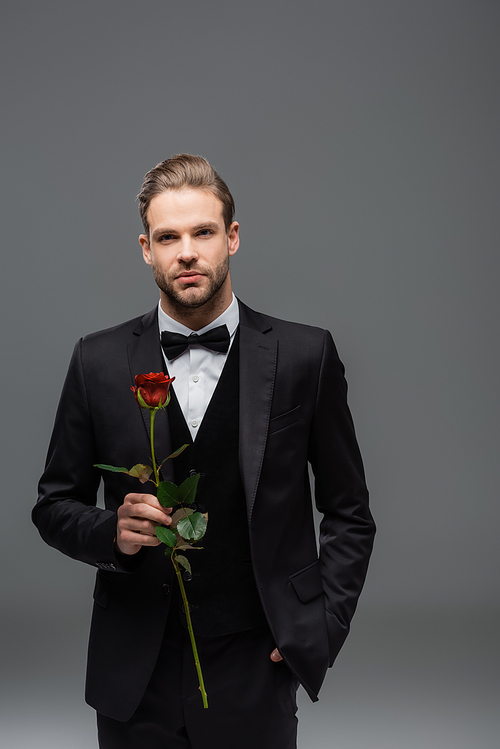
[139,234,152,266]
[228,221,240,256]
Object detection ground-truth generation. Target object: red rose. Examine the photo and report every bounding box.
[131,372,175,409]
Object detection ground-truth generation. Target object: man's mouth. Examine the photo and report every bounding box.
[176,271,204,284]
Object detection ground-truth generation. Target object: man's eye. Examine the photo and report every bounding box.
[159,234,175,241]
[198,229,213,236]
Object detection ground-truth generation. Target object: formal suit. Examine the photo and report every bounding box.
[33,299,375,727]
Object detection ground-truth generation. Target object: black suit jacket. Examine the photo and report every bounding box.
[33,300,375,721]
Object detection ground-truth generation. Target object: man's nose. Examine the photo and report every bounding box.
[177,237,198,264]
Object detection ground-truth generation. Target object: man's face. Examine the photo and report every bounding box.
[139,188,239,323]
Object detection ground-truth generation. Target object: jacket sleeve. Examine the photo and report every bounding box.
[308,330,375,666]
[32,339,133,572]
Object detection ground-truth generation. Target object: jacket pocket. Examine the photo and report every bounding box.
[289,559,323,603]
[268,405,302,435]
[93,573,110,609]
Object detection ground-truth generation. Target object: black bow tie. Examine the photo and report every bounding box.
[161,324,231,361]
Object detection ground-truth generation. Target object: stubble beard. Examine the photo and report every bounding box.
[152,254,230,318]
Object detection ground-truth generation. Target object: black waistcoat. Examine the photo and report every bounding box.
[167,333,266,636]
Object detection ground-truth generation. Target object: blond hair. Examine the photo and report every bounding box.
[138,154,235,236]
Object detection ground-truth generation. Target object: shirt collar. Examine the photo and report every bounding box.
[157,293,240,338]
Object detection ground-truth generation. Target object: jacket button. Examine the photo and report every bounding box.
[163,583,170,597]
[182,570,193,582]
[182,603,199,614]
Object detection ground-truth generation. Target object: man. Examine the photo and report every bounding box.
[33,154,375,748]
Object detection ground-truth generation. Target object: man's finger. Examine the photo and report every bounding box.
[120,497,172,526]
[125,493,172,512]
[270,648,283,662]
[119,529,161,547]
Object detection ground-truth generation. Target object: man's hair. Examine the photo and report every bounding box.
[137,154,235,236]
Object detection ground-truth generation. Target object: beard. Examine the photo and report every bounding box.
[151,254,230,313]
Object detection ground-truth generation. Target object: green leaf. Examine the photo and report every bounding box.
[94,464,129,474]
[94,463,154,484]
[135,388,150,410]
[171,507,194,529]
[160,444,190,466]
[176,511,207,542]
[157,481,179,507]
[155,525,177,547]
[177,473,200,505]
[164,546,173,557]
[177,542,202,551]
[155,391,171,410]
[127,463,153,484]
[175,554,192,574]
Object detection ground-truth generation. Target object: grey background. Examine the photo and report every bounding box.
[1,0,499,746]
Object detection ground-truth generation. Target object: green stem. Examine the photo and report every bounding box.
[150,409,159,486]
[173,555,208,708]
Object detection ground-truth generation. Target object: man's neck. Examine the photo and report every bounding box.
[159,288,234,331]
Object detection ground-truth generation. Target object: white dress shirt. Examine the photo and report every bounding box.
[158,294,240,440]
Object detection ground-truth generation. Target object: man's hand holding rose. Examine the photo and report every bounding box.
[116,493,173,555]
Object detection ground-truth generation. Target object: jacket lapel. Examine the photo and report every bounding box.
[127,308,174,482]
[238,301,277,521]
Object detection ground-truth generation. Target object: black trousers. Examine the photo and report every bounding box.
[97,611,299,749]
